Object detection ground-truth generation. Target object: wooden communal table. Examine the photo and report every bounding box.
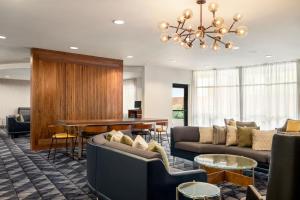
[56,118,168,158]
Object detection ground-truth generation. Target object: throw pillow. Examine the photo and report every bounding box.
[106,130,124,141]
[286,120,300,132]
[213,125,226,145]
[15,114,24,122]
[226,125,238,146]
[120,135,134,146]
[237,127,258,147]
[148,140,170,171]
[110,131,124,143]
[228,120,237,127]
[132,135,148,150]
[252,130,275,151]
[199,127,213,144]
[224,118,234,126]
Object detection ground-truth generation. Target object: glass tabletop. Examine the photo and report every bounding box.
[194,154,258,170]
[178,182,220,199]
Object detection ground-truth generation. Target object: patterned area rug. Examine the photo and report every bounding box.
[0,130,268,200]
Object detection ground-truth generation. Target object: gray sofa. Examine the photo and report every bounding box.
[171,127,270,170]
[87,133,207,200]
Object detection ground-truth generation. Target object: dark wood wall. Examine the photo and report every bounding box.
[31,49,123,150]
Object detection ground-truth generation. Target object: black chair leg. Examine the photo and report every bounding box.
[81,136,84,157]
[66,137,68,154]
[48,137,54,159]
[53,138,57,161]
[73,136,78,156]
[166,132,170,145]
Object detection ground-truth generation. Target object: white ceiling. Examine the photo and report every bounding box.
[0,0,299,70]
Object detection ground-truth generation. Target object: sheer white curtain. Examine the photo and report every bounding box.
[192,69,240,126]
[242,62,298,129]
[123,79,137,118]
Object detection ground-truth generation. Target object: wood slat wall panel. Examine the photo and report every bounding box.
[31,49,123,150]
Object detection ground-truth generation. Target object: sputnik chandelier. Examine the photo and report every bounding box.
[158,0,248,50]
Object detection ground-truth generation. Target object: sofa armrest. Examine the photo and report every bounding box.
[245,185,265,200]
[169,169,207,182]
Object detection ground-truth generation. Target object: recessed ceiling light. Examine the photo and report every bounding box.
[168,59,177,63]
[113,20,125,25]
[232,46,240,50]
[126,55,133,59]
[69,46,79,50]
[265,55,273,58]
[4,75,10,78]
[0,35,7,39]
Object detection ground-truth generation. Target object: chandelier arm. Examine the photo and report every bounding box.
[181,20,186,29]
[228,21,236,31]
[206,34,226,45]
[228,30,237,33]
[205,25,213,30]
[175,23,181,33]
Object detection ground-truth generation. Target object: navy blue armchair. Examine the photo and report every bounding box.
[6,116,30,138]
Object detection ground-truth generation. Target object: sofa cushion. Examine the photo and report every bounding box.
[286,120,300,132]
[236,121,258,128]
[226,146,270,163]
[175,142,228,154]
[92,134,108,145]
[226,125,238,146]
[132,135,148,150]
[237,127,258,147]
[148,140,170,171]
[120,135,134,146]
[172,127,200,143]
[104,141,161,160]
[252,130,275,151]
[175,142,271,163]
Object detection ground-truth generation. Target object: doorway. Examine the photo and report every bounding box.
[172,84,188,126]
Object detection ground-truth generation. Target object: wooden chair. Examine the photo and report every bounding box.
[132,123,153,141]
[109,124,132,131]
[77,125,108,156]
[156,121,169,146]
[47,124,76,161]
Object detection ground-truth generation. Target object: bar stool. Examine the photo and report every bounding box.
[76,125,108,156]
[156,121,170,146]
[132,123,153,142]
[47,124,76,161]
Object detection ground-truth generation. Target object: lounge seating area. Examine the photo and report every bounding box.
[0,0,300,200]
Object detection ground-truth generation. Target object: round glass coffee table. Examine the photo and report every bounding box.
[176,181,221,200]
[194,154,257,187]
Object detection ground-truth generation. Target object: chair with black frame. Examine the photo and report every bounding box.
[77,125,108,157]
[243,134,300,200]
[132,123,153,141]
[47,124,76,161]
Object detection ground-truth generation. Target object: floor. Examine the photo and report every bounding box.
[0,130,268,200]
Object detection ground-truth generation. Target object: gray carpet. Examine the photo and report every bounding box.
[0,130,268,200]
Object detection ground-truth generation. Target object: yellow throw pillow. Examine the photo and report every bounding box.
[148,140,170,172]
[132,135,148,150]
[110,131,124,143]
[120,135,134,146]
[226,125,238,146]
[286,120,300,132]
[199,127,213,144]
[252,130,275,151]
[228,120,237,127]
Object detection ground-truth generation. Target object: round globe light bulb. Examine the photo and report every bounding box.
[236,26,248,37]
[158,21,169,31]
[200,42,207,49]
[212,17,224,28]
[180,41,186,46]
[219,27,228,35]
[208,2,219,13]
[177,15,185,23]
[233,13,243,22]
[195,30,203,38]
[160,34,170,43]
[183,9,193,19]
[173,33,180,42]
[212,42,220,51]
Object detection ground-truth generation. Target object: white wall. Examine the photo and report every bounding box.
[0,79,30,125]
[143,65,193,127]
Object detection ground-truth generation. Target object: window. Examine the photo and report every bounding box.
[192,61,298,129]
[242,62,298,128]
[192,69,240,126]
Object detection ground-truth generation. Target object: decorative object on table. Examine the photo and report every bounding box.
[47,124,76,161]
[195,154,257,187]
[243,134,300,200]
[158,0,248,50]
[176,181,221,200]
